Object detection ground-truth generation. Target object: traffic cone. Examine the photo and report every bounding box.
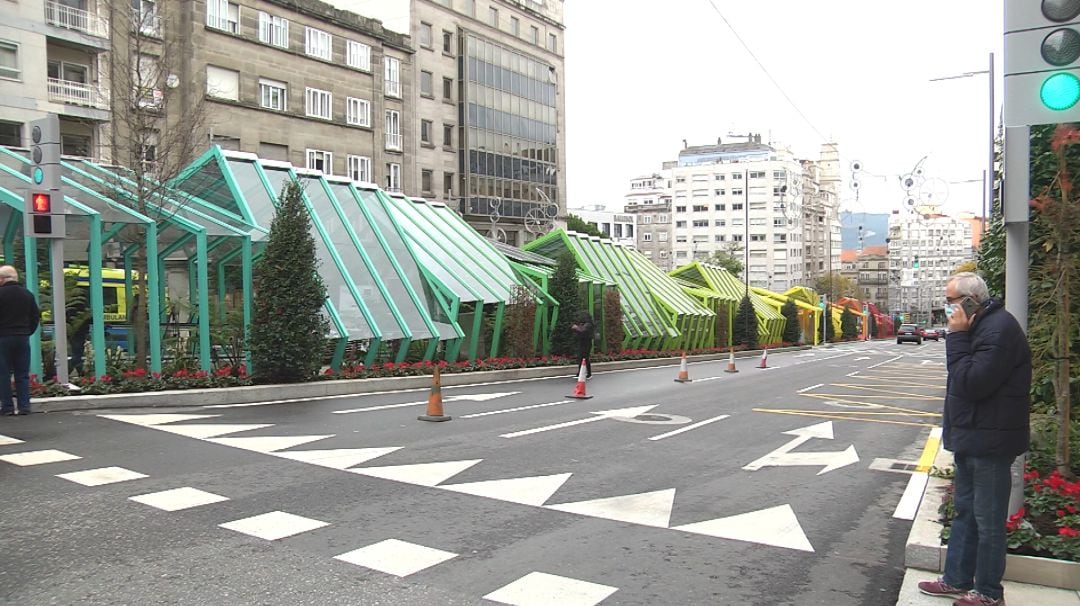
[724,348,739,373]
[568,358,593,399]
[674,351,692,383]
[418,365,452,422]
[757,348,769,369]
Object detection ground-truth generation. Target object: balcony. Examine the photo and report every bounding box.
[45,1,109,40]
[385,133,402,150]
[48,78,110,110]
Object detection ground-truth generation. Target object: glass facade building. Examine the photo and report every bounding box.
[461,33,558,234]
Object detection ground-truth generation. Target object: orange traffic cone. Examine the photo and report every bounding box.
[758,348,769,369]
[724,348,739,373]
[674,351,692,383]
[568,358,593,399]
[418,365,452,422]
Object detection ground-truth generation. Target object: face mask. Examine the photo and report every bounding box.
[944,303,956,318]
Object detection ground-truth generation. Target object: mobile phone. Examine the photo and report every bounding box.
[960,297,980,318]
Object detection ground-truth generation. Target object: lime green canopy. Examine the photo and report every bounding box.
[668,261,784,346]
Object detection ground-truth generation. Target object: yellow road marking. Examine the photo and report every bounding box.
[753,408,940,428]
[818,387,945,400]
[827,383,945,390]
[915,428,943,471]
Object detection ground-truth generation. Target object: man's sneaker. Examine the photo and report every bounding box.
[953,591,1004,606]
[918,579,967,597]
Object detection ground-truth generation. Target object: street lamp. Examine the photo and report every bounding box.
[929,52,996,238]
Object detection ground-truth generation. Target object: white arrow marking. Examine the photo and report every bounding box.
[441,473,573,506]
[674,504,814,552]
[333,392,520,414]
[743,421,860,474]
[648,415,729,441]
[855,357,871,361]
[547,488,676,527]
[500,405,658,438]
[460,400,570,419]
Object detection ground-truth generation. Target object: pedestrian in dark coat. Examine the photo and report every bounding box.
[919,272,1031,606]
[570,310,595,378]
[0,266,40,415]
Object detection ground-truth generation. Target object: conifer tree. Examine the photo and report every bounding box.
[249,180,328,382]
[781,298,800,344]
[841,307,858,340]
[549,251,581,356]
[732,294,758,349]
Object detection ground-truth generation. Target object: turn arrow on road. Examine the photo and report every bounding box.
[742,421,860,475]
[500,405,658,438]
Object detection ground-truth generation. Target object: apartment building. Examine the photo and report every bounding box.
[1,0,112,155]
[802,143,842,284]
[328,0,566,246]
[569,204,636,248]
[887,210,974,325]
[623,173,673,270]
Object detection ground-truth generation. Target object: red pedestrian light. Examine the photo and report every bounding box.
[32,192,51,213]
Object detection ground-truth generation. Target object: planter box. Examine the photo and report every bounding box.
[905,449,1080,590]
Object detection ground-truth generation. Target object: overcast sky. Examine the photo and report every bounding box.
[563,0,1004,218]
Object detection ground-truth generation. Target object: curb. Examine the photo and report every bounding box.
[904,445,1080,590]
[34,345,812,413]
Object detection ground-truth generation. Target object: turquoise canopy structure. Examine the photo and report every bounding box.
[525,230,714,350]
[668,261,784,346]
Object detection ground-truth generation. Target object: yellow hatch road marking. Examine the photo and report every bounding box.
[799,394,942,413]
[753,408,940,428]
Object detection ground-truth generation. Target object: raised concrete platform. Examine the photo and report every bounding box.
[896,569,1080,606]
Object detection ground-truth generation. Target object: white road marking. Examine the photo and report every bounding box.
[893,472,930,520]
[500,405,657,438]
[219,511,329,541]
[0,434,24,446]
[797,383,824,394]
[154,423,274,439]
[56,466,148,486]
[273,447,402,470]
[546,488,676,528]
[743,421,860,475]
[334,539,457,577]
[484,571,618,606]
[673,504,814,552]
[129,487,230,511]
[99,413,221,426]
[459,400,571,418]
[208,435,333,453]
[350,459,482,487]
[333,392,519,414]
[867,355,903,369]
[0,449,81,466]
[648,415,730,441]
[441,473,573,506]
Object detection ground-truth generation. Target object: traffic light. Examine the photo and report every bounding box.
[24,114,65,238]
[1005,0,1080,126]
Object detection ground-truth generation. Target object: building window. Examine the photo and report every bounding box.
[385,109,401,149]
[675,220,687,228]
[419,22,433,48]
[732,173,743,180]
[692,220,708,228]
[346,97,370,126]
[443,172,454,196]
[132,0,160,36]
[643,233,652,242]
[529,25,539,45]
[675,205,686,213]
[442,76,453,101]
[384,57,401,97]
[488,7,498,26]
[0,121,19,146]
[641,216,652,224]
[306,149,332,175]
[305,27,332,60]
[421,169,433,193]
[421,119,433,144]
[510,16,520,36]
[465,0,475,17]
[386,162,401,191]
[205,66,239,100]
[420,70,433,97]
[347,40,371,71]
[749,171,766,179]
[443,30,453,54]
[443,123,453,147]
[0,41,20,80]
[714,219,725,227]
[692,204,708,212]
[548,33,557,52]
[259,78,287,111]
[347,154,371,182]
[207,0,240,33]
[305,87,332,119]
[258,12,289,48]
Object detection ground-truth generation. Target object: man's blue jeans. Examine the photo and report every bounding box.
[943,453,1015,600]
[0,335,31,413]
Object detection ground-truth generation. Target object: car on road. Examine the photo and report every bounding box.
[896,323,923,345]
[923,328,943,341]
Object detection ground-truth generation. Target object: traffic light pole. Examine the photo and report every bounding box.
[50,238,69,385]
[1003,124,1030,517]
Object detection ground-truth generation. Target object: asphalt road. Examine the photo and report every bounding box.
[0,340,949,606]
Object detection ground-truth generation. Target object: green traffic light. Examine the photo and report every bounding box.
[1040,72,1080,111]
[32,167,44,185]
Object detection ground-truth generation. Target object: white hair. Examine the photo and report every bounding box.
[0,265,17,284]
[948,272,990,303]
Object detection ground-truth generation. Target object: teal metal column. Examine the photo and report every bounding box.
[123,246,135,353]
[489,302,505,358]
[195,232,211,371]
[241,239,253,368]
[87,217,106,377]
[445,299,462,361]
[24,234,41,376]
[468,302,484,360]
[146,225,162,374]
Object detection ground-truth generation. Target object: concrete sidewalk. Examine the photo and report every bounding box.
[896,569,1080,605]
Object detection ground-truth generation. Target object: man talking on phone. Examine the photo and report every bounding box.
[918,272,1030,606]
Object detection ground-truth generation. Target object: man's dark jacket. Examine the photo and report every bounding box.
[943,298,1030,457]
[0,281,40,337]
